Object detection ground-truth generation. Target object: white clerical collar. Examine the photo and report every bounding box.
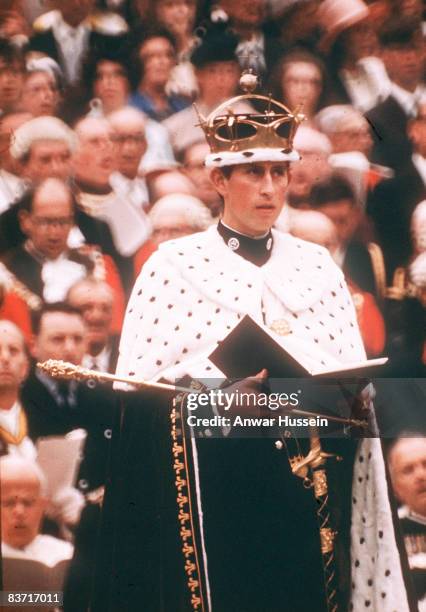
[412,153,426,187]
[390,82,426,117]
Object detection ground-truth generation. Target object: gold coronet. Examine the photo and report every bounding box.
[197,87,305,155]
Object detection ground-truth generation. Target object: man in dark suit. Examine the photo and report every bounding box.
[365,17,425,173]
[22,302,116,492]
[28,0,128,87]
[67,277,120,374]
[368,102,426,281]
[21,302,117,612]
[310,173,378,296]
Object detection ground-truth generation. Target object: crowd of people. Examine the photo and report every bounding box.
[0,0,425,610]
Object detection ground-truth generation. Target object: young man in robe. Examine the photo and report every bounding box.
[94,69,413,612]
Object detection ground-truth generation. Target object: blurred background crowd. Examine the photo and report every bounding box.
[0,0,425,610]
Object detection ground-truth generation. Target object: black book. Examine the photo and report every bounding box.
[209,315,387,379]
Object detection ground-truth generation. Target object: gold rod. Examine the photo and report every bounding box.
[36,360,369,428]
[36,360,193,394]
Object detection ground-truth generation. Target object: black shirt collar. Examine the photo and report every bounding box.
[217,220,273,267]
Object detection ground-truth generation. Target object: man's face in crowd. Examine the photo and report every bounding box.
[68,283,113,351]
[20,181,74,260]
[183,142,222,216]
[211,161,289,236]
[0,57,24,111]
[22,139,73,183]
[196,61,240,106]
[20,71,60,118]
[73,118,116,188]
[93,60,129,114]
[33,311,87,365]
[139,36,176,89]
[389,438,426,517]
[155,0,197,35]
[1,472,46,549]
[382,40,424,92]
[281,61,322,115]
[110,116,147,179]
[0,322,28,394]
[0,112,32,174]
[316,198,360,246]
[54,0,96,27]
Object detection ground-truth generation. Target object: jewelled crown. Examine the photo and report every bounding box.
[198,71,305,168]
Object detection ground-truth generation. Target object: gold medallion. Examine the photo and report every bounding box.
[269,319,292,336]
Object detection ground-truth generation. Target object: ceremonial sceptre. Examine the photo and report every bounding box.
[36,360,369,429]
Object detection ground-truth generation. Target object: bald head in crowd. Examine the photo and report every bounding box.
[315,105,373,158]
[73,116,116,189]
[0,455,48,549]
[149,193,213,244]
[289,210,339,255]
[108,107,147,180]
[19,178,75,260]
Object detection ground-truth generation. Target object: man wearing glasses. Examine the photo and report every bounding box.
[1,177,123,308]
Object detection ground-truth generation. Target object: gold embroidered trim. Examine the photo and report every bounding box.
[367,242,386,300]
[171,388,207,612]
[386,267,426,306]
[0,408,28,445]
[0,263,42,311]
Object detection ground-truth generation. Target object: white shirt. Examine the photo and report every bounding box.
[341,56,390,112]
[140,118,178,174]
[82,344,111,372]
[109,171,150,211]
[50,10,90,84]
[390,82,426,117]
[78,189,152,256]
[41,253,87,303]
